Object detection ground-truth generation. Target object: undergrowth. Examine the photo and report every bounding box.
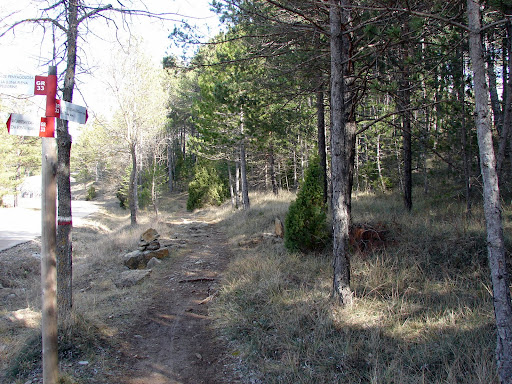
[211,190,507,383]
[1,196,175,384]
[6,313,118,384]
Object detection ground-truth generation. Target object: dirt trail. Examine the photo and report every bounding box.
[117,215,239,384]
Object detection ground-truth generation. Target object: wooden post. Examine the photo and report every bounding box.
[41,65,58,384]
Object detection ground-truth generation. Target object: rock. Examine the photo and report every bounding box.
[115,270,151,288]
[275,217,284,238]
[146,257,161,269]
[124,248,169,269]
[144,247,169,260]
[146,240,161,251]
[123,250,146,269]
[140,228,159,243]
[139,228,161,251]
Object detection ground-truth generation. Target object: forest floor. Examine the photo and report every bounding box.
[114,207,240,384]
[0,192,241,384]
[3,186,507,383]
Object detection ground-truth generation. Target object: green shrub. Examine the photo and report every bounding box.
[138,185,151,209]
[285,156,329,251]
[85,186,96,201]
[116,168,131,209]
[187,162,228,211]
[138,163,168,209]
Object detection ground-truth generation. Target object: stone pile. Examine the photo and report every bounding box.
[138,228,161,251]
[123,228,170,270]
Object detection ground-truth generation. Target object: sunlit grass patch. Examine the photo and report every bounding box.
[211,190,502,383]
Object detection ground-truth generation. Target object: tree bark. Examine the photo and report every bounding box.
[293,147,298,189]
[330,0,354,306]
[167,137,174,193]
[317,87,328,203]
[151,151,158,217]
[497,21,512,178]
[228,162,235,209]
[399,21,413,212]
[129,143,138,225]
[269,140,278,196]
[377,134,386,191]
[486,39,503,135]
[235,160,240,209]
[457,44,472,215]
[467,2,512,383]
[240,141,250,210]
[56,0,79,328]
[240,109,250,210]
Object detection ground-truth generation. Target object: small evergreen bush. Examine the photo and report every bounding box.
[285,156,329,251]
[85,186,96,201]
[187,162,228,211]
[116,168,131,209]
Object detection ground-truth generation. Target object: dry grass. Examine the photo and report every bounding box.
[211,190,506,383]
[1,189,508,383]
[0,194,185,383]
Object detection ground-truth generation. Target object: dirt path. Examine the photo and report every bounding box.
[0,195,241,383]
[117,215,239,384]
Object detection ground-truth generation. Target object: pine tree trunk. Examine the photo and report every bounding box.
[293,148,298,189]
[56,119,73,327]
[330,0,353,306]
[228,162,235,209]
[487,40,503,135]
[240,110,250,210]
[167,138,174,193]
[377,134,386,191]
[467,2,512,382]
[151,151,158,217]
[269,141,278,196]
[235,160,240,209]
[129,143,138,225]
[56,0,79,327]
[240,142,250,210]
[317,88,328,203]
[399,21,413,212]
[497,21,512,178]
[457,44,472,215]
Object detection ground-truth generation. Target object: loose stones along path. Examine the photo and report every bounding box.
[118,217,239,384]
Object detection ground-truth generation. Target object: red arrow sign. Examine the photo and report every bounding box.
[39,117,55,137]
[6,114,55,137]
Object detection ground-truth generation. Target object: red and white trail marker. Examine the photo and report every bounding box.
[0,73,58,96]
[6,114,55,137]
[0,74,36,95]
[3,71,87,138]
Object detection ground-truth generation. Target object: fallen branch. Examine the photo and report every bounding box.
[178,277,216,283]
